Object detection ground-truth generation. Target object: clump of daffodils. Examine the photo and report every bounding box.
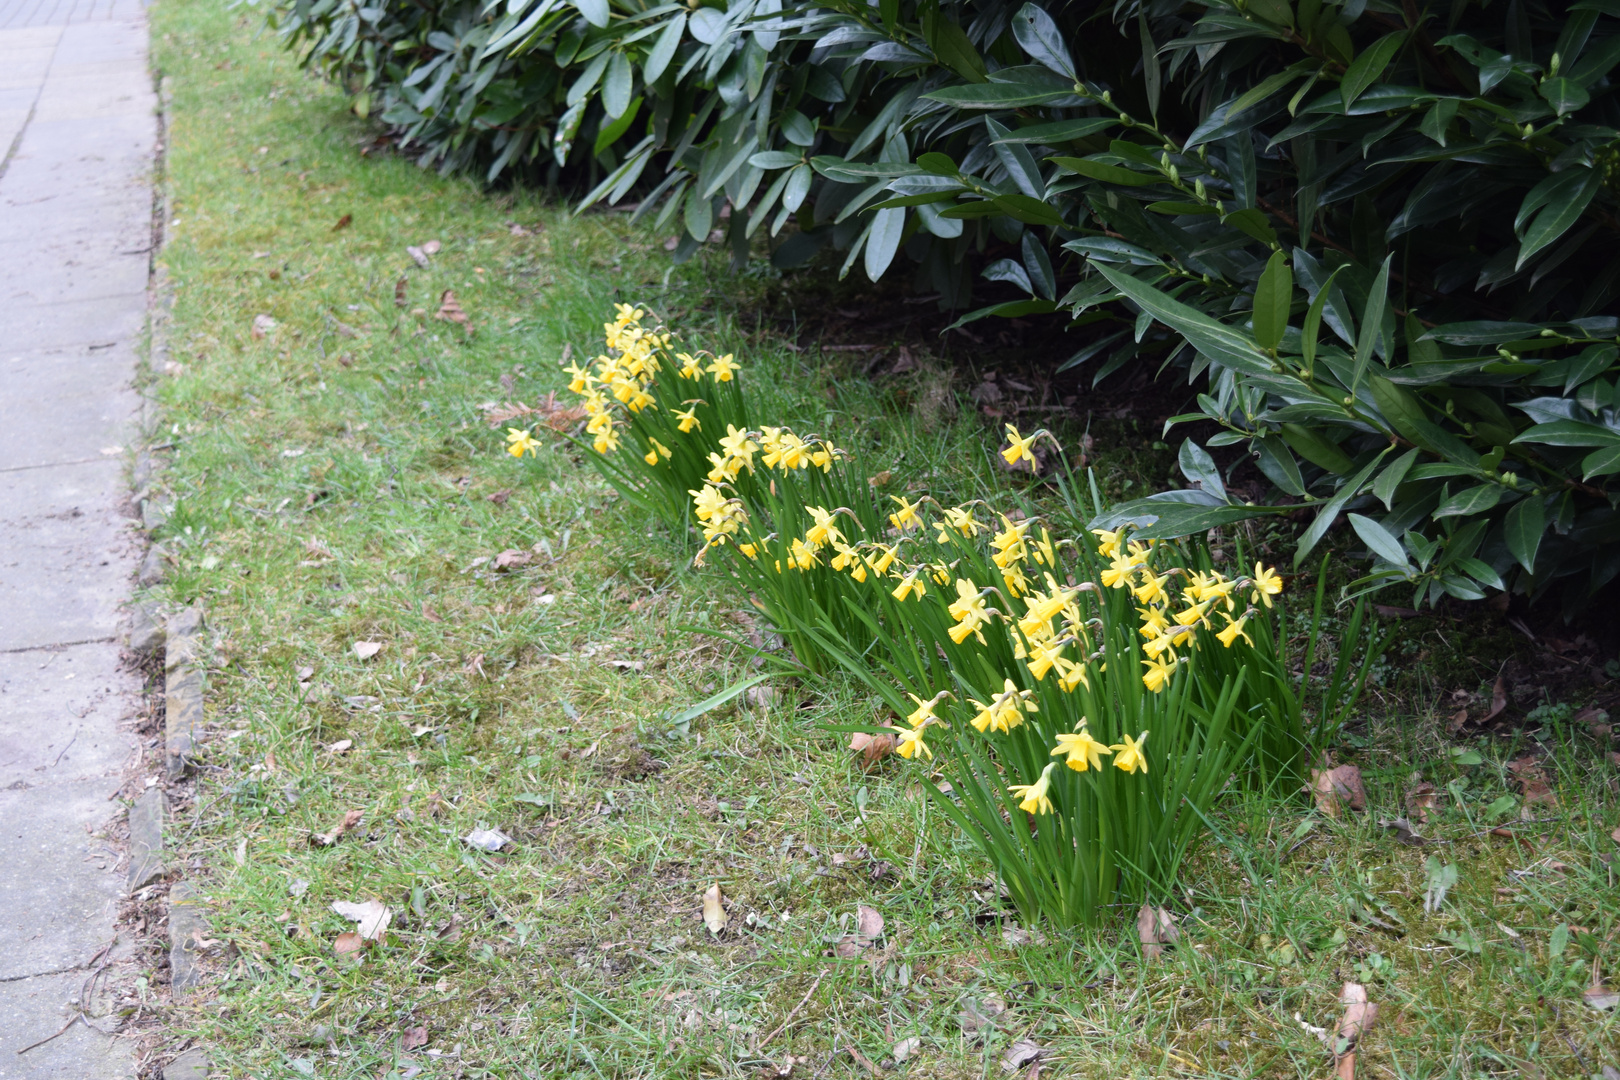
[517,307,1314,928]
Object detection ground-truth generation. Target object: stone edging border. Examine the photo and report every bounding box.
[134,66,213,1080]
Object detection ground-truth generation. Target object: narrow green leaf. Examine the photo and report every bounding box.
[572,0,609,29]
[1503,496,1544,573]
[1341,32,1406,111]
[1433,483,1502,518]
[1252,251,1293,351]
[1349,514,1410,567]
[1516,167,1601,268]
[642,12,685,83]
[864,207,905,282]
[1300,264,1346,372]
[1371,447,1419,509]
[1352,254,1393,391]
[1050,156,1157,186]
[1011,2,1076,80]
[1092,263,1274,378]
[602,52,633,118]
[1582,444,1620,479]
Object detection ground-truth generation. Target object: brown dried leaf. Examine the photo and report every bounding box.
[401,1025,429,1050]
[421,240,441,255]
[311,808,364,847]
[333,931,364,956]
[1483,675,1509,724]
[848,731,896,768]
[1001,1039,1048,1074]
[1310,765,1367,818]
[436,290,471,331]
[332,213,352,231]
[1379,817,1427,846]
[251,313,276,340]
[1447,708,1470,733]
[1136,904,1180,960]
[856,904,884,943]
[1404,781,1439,823]
[331,898,392,941]
[394,276,408,307]
[702,883,726,935]
[1334,982,1378,1080]
[353,640,382,660]
[492,549,532,570]
[534,390,589,432]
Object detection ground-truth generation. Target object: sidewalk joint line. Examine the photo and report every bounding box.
[0,455,118,474]
[0,636,118,655]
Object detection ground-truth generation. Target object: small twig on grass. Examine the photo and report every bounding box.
[757,968,827,1050]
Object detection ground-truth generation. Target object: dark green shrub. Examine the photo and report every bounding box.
[266,0,1620,609]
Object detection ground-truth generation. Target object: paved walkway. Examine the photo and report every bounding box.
[0,0,153,1075]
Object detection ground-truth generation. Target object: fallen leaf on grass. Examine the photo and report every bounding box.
[251,313,276,340]
[1379,817,1427,846]
[1001,1039,1048,1074]
[436,290,470,332]
[1136,904,1180,960]
[605,659,646,673]
[401,1025,429,1050]
[462,827,512,852]
[1576,706,1611,739]
[848,731,896,768]
[1332,982,1378,1080]
[1310,765,1366,818]
[331,899,392,941]
[1585,975,1619,1011]
[702,883,726,935]
[353,640,382,660]
[327,739,352,754]
[1002,926,1047,947]
[956,994,1007,1037]
[331,213,351,231]
[1403,781,1439,822]
[492,549,532,570]
[1483,675,1509,724]
[333,931,364,956]
[891,1037,921,1063]
[394,276,408,307]
[830,904,885,957]
[311,809,364,847]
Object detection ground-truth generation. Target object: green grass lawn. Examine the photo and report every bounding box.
[146,2,1619,1077]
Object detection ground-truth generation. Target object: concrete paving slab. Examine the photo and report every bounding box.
[0,347,138,469]
[0,296,146,353]
[0,779,125,981]
[0,971,133,1078]
[0,459,136,652]
[0,644,137,790]
[34,73,150,123]
[0,243,148,312]
[0,26,64,50]
[1,112,157,197]
[0,242,148,311]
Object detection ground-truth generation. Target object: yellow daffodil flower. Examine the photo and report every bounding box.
[892,570,927,602]
[1132,570,1170,606]
[1008,762,1057,815]
[947,577,992,646]
[1252,562,1284,607]
[1002,562,1029,597]
[717,425,758,468]
[737,542,758,560]
[1091,526,1127,559]
[1111,731,1149,774]
[677,352,704,379]
[1025,639,1067,681]
[1100,553,1139,589]
[1137,605,1171,641]
[1216,612,1253,648]
[506,427,540,458]
[804,506,843,549]
[809,440,840,472]
[707,354,739,381]
[592,427,620,455]
[564,362,594,395]
[968,679,1037,734]
[1141,656,1174,693]
[888,495,923,532]
[1053,655,1090,693]
[789,537,819,570]
[1001,424,1040,467]
[892,724,933,760]
[673,406,701,433]
[868,544,898,576]
[1051,726,1110,772]
[1032,527,1057,567]
[690,485,728,522]
[905,690,951,728]
[643,438,671,465]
